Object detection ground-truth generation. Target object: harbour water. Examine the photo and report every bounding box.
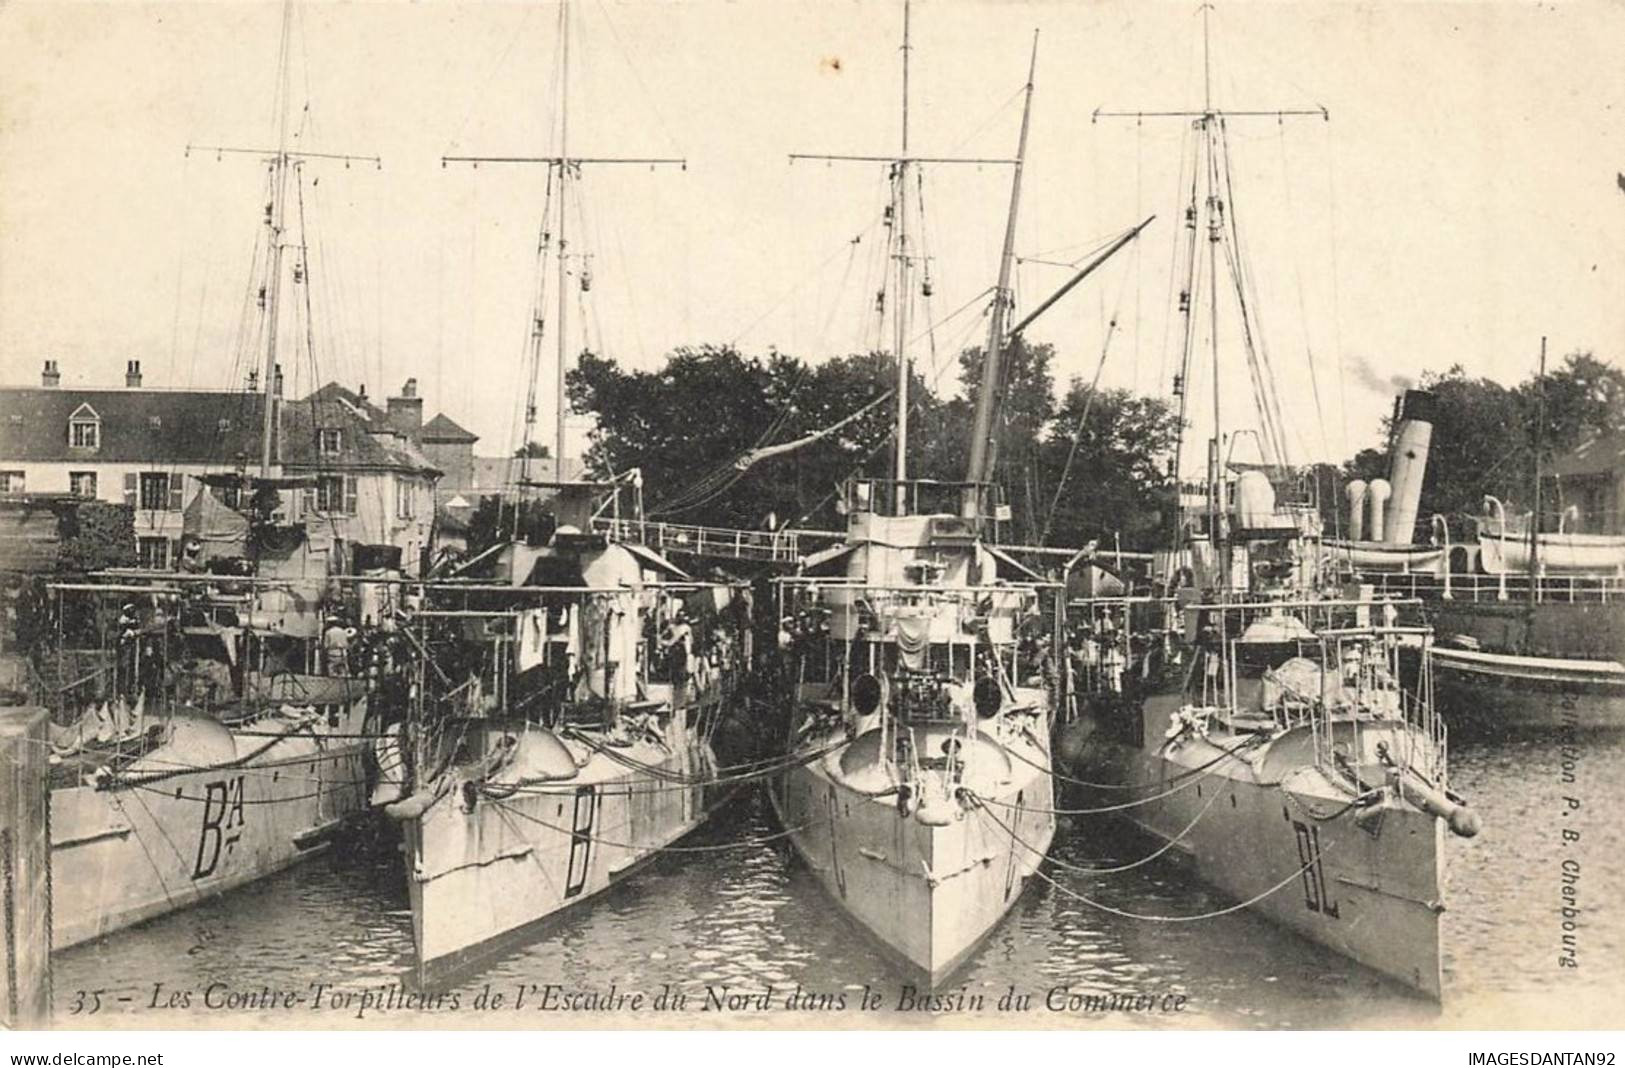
[53,716,1625,1029]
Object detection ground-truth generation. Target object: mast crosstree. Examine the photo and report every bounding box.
[188,0,381,479]
[443,1,685,487]
[790,0,1020,516]
[1092,3,1327,573]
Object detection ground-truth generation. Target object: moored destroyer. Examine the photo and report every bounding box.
[1059,473,1479,999]
[768,2,1077,984]
[10,0,392,951]
[771,477,1061,983]
[39,543,380,950]
[383,474,756,982]
[1059,10,1478,998]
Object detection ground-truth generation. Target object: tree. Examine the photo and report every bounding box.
[512,441,551,459]
[568,345,952,531]
[466,494,556,555]
[1037,383,1181,550]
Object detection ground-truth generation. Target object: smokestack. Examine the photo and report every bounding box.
[1384,389,1436,546]
[41,360,60,388]
[1368,478,1392,543]
[1345,480,1368,541]
[272,363,284,397]
[125,359,143,389]
[247,369,260,392]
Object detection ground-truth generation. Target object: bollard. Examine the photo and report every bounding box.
[0,706,51,1029]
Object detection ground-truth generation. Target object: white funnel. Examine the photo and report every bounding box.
[1385,390,1436,546]
[1368,478,1392,543]
[1345,480,1369,541]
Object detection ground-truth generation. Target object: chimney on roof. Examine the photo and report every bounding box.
[41,360,60,388]
[358,383,368,402]
[272,364,284,397]
[125,359,143,389]
[387,377,423,437]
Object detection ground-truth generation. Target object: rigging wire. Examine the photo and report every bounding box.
[1039,234,1137,544]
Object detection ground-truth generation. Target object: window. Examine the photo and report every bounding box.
[130,472,181,511]
[318,428,343,455]
[69,471,97,498]
[312,474,356,515]
[67,403,100,450]
[395,478,415,520]
[0,471,24,494]
[137,536,170,571]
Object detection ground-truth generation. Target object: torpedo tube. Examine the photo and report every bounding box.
[1393,769,1481,838]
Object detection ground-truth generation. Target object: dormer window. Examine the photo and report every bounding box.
[318,428,343,456]
[68,403,100,450]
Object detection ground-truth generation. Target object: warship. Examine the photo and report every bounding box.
[1057,9,1480,1000]
[383,476,754,983]
[382,0,757,983]
[3,0,394,946]
[768,5,1067,984]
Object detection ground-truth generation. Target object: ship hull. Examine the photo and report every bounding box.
[770,729,1055,986]
[1075,697,1446,999]
[399,715,715,985]
[51,702,371,950]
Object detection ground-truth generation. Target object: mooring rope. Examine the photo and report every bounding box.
[972,797,1333,923]
[1003,727,1263,792]
[487,799,815,854]
[997,732,1266,812]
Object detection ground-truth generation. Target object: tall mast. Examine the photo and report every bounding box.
[964,31,1039,511]
[891,0,913,504]
[790,0,1021,515]
[258,0,295,478]
[1092,3,1327,572]
[444,0,684,502]
[187,0,380,481]
[555,3,571,484]
[1202,5,1224,579]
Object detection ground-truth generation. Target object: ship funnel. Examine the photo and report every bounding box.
[1345,480,1368,541]
[1368,479,1392,542]
[1384,389,1436,545]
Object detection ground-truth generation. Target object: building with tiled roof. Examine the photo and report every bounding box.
[280,379,442,573]
[1547,429,1625,535]
[0,360,277,568]
[0,361,446,573]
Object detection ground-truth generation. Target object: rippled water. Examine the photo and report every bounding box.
[53,710,1625,1030]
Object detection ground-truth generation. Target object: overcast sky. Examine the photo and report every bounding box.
[2,0,1622,474]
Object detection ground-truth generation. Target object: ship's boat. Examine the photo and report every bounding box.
[771,479,1059,983]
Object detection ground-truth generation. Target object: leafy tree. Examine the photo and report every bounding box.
[565,338,1182,549]
[1038,383,1181,550]
[466,494,556,555]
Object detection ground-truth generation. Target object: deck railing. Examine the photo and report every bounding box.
[1361,570,1625,604]
[593,517,842,564]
